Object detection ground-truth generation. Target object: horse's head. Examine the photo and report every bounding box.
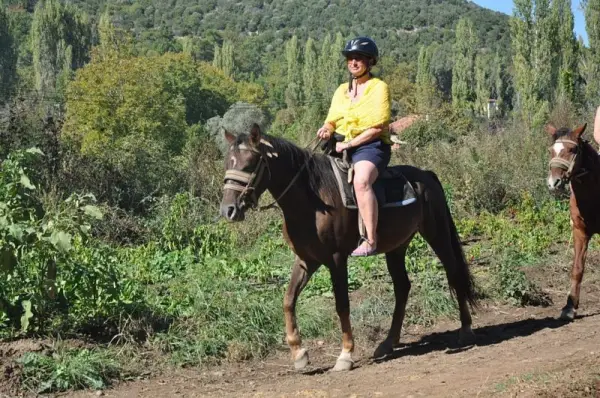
[220,123,272,221]
[545,123,587,192]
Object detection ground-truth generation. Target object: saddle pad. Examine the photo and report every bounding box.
[329,157,417,209]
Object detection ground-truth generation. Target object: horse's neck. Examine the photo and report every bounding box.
[571,146,600,201]
[265,149,335,218]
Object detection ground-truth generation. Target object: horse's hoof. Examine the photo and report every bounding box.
[373,340,394,359]
[294,348,309,370]
[560,307,575,321]
[332,352,353,372]
[459,326,476,346]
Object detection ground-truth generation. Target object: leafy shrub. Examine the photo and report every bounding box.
[19,348,121,393]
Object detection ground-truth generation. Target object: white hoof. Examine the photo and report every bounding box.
[331,351,353,372]
[294,348,309,370]
[560,307,575,321]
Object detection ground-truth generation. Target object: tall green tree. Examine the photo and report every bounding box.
[212,43,221,69]
[302,37,318,107]
[583,0,600,106]
[416,45,435,113]
[333,32,346,84]
[31,0,91,100]
[553,0,578,100]
[284,35,302,109]
[533,0,556,103]
[319,33,338,101]
[474,53,491,116]
[452,18,478,112]
[0,5,17,103]
[511,0,538,119]
[221,39,235,78]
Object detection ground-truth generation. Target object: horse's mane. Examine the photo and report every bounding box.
[239,134,340,206]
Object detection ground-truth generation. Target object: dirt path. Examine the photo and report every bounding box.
[65,281,600,398]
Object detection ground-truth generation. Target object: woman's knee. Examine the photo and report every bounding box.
[353,171,374,192]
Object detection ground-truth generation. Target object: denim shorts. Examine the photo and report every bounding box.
[349,139,391,173]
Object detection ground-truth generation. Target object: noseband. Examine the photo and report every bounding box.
[549,138,586,182]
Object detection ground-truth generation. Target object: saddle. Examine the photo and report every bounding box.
[322,134,417,210]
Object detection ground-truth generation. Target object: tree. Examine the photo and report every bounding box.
[452,18,478,112]
[583,0,600,107]
[318,33,338,101]
[511,0,538,120]
[474,53,491,116]
[221,39,235,78]
[302,37,318,107]
[333,32,346,84]
[553,0,578,100]
[31,0,91,100]
[533,0,556,103]
[0,6,17,103]
[416,45,435,113]
[284,35,302,109]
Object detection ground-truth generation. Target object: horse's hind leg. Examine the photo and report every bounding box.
[284,256,318,370]
[374,245,410,359]
[419,193,476,345]
[560,227,590,321]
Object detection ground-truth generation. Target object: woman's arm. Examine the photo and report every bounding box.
[336,125,385,151]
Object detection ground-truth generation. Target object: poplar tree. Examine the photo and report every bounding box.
[31,0,91,100]
[553,0,578,100]
[221,40,235,78]
[452,18,478,112]
[302,37,318,106]
[0,6,17,102]
[416,45,435,113]
[511,0,537,117]
[533,0,555,103]
[212,43,221,69]
[584,0,600,106]
[284,35,302,109]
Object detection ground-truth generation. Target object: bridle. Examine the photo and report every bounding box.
[222,137,322,211]
[549,138,588,182]
[223,143,270,210]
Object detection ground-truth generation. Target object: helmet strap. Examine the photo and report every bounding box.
[348,70,371,96]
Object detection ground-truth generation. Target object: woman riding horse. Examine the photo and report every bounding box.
[316,37,391,257]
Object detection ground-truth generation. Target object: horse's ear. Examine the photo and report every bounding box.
[573,123,587,139]
[223,129,236,145]
[545,124,557,138]
[249,123,261,147]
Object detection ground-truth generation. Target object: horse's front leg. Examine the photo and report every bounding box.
[560,225,590,321]
[329,253,354,371]
[284,256,317,370]
[561,226,590,321]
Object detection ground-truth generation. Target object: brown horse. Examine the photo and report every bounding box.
[219,124,477,371]
[546,123,600,321]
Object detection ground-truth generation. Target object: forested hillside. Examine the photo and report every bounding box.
[3,0,510,77]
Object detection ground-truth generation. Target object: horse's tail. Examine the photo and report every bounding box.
[425,171,478,308]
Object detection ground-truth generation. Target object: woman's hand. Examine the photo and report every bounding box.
[317,125,332,140]
[336,142,352,153]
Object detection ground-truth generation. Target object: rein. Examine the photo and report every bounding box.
[223,136,322,211]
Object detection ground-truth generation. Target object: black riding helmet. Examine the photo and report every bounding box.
[341,37,379,66]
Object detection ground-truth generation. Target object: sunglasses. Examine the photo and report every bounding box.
[346,54,368,62]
